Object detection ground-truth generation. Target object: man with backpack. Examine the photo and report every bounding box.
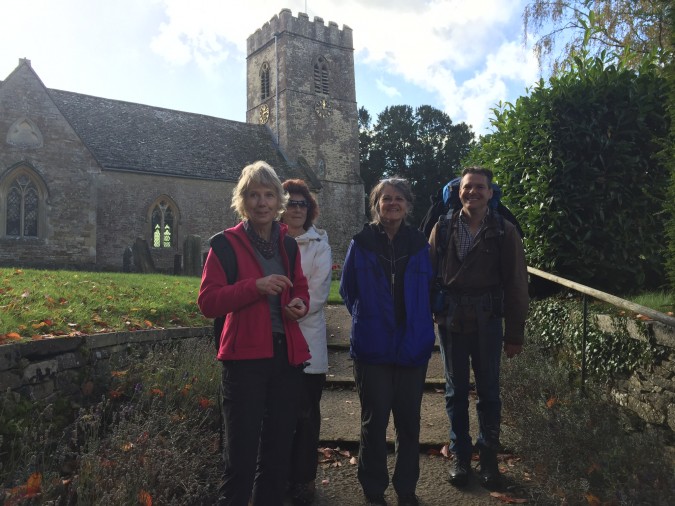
[428,166,529,491]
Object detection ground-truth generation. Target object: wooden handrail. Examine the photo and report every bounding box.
[527,266,675,328]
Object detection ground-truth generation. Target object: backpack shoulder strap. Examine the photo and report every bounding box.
[209,232,237,285]
[283,235,298,282]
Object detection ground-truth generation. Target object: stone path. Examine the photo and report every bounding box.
[300,305,533,505]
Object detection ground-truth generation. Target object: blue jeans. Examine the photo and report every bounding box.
[438,312,503,462]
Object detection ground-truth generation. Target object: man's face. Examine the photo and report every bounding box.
[459,173,493,214]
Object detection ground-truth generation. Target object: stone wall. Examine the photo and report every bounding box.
[0,62,99,267]
[595,315,675,432]
[96,170,239,271]
[0,327,210,404]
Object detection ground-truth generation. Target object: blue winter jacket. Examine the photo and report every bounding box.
[340,223,436,367]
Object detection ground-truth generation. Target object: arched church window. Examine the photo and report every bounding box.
[260,62,271,100]
[1,167,46,239]
[6,175,38,237]
[151,199,176,248]
[313,56,329,95]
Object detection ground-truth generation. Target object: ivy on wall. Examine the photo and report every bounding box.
[526,295,666,380]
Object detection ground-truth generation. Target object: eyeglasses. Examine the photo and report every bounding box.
[288,200,308,208]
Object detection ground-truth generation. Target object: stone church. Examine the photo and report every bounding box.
[0,9,364,272]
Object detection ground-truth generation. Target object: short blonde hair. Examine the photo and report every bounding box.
[231,161,288,220]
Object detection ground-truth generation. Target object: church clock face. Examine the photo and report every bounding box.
[314,98,333,118]
[259,104,270,124]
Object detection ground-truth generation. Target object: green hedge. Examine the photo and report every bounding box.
[471,52,670,294]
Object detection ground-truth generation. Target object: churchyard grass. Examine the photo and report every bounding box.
[628,290,674,315]
[0,268,345,342]
[0,268,208,341]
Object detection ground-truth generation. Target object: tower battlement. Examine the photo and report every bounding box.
[247,8,353,54]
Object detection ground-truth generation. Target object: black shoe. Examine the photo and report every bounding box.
[364,493,387,505]
[448,459,470,487]
[479,447,501,490]
[397,493,419,506]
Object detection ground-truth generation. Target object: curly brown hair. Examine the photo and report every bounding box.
[281,179,319,231]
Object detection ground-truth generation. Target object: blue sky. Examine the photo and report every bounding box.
[0,0,542,136]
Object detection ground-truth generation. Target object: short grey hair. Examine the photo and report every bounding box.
[368,177,414,224]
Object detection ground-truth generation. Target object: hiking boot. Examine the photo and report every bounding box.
[479,447,500,490]
[364,492,387,505]
[448,458,470,487]
[290,480,316,506]
[397,492,419,506]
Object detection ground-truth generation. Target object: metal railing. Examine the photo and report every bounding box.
[527,266,675,391]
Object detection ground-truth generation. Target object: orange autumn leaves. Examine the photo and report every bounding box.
[107,370,215,410]
[4,472,41,505]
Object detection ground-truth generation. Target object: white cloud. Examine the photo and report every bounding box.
[376,79,401,99]
[0,0,541,131]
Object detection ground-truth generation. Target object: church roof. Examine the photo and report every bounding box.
[46,88,300,182]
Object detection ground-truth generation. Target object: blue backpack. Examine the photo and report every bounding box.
[419,177,523,241]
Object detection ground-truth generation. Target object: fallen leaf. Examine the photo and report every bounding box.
[546,396,557,408]
[349,456,358,465]
[490,491,528,503]
[26,472,42,496]
[586,462,601,474]
[440,444,450,458]
[138,489,153,506]
[585,493,601,505]
[321,479,330,485]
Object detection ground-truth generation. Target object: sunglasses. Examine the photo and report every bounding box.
[288,200,308,208]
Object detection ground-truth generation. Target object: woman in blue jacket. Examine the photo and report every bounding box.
[340,177,435,506]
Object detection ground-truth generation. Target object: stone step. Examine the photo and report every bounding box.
[319,385,452,448]
[326,347,447,387]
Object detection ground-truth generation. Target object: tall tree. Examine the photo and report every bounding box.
[524,0,672,72]
[361,105,474,224]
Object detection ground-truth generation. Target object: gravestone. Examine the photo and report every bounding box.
[183,235,202,276]
[132,238,155,273]
[122,246,133,272]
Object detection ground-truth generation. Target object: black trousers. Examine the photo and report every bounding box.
[289,373,326,483]
[353,360,428,498]
[218,334,303,506]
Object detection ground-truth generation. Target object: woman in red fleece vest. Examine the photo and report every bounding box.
[199,161,310,506]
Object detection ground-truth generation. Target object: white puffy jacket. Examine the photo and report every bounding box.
[295,225,332,374]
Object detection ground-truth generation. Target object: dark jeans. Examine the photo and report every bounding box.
[218,334,302,506]
[438,315,503,462]
[353,360,428,498]
[289,372,326,483]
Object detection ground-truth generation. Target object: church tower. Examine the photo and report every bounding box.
[246,9,364,260]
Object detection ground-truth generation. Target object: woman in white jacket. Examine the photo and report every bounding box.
[281,179,332,506]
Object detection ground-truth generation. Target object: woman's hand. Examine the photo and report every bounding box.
[284,298,307,321]
[256,274,293,295]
